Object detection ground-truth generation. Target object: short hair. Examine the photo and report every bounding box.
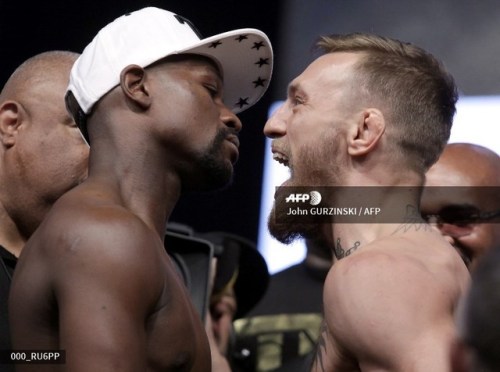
[461,246,500,371]
[316,33,458,173]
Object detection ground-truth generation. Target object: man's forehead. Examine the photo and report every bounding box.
[423,156,492,205]
[425,162,473,187]
[421,183,495,212]
[288,52,360,93]
[155,53,223,80]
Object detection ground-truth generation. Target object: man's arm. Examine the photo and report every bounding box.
[53,217,164,371]
[313,250,457,372]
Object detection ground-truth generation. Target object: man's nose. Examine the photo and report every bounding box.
[263,102,287,138]
[221,105,243,133]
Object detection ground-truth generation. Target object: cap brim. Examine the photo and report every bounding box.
[178,29,273,114]
[233,236,270,318]
[199,231,270,318]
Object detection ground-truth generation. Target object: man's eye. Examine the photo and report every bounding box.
[205,85,219,97]
[292,96,304,106]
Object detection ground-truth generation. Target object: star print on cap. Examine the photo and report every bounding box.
[193,32,272,112]
[67,6,273,120]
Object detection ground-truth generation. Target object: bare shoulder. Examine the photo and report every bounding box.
[326,232,469,308]
[19,189,166,291]
[321,231,470,369]
[10,189,210,370]
[35,190,158,252]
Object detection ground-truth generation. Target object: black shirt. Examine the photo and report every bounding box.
[0,245,17,372]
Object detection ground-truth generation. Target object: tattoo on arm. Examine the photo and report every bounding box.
[334,239,360,259]
[312,321,328,372]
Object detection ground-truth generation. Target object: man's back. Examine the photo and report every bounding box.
[314,228,469,372]
[10,186,211,371]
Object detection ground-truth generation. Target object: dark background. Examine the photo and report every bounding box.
[2,0,500,250]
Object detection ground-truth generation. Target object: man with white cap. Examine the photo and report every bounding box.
[9,7,272,371]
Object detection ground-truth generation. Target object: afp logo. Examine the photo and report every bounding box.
[285,191,322,205]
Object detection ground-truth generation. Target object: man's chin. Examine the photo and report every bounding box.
[267,205,318,244]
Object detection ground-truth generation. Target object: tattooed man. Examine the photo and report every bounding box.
[265,33,469,371]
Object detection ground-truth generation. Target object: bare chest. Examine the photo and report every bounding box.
[145,259,211,371]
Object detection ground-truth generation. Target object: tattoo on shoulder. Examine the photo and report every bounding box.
[392,204,431,234]
[312,321,328,372]
[334,238,360,259]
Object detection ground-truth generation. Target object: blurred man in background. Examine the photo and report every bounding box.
[450,245,500,372]
[422,143,500,270]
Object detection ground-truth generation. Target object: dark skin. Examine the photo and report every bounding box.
[422,143,500,270]
[9,55,241,371]
[0,51,88,257]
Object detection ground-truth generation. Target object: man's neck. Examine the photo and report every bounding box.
[329,186,424,261]
[0,206,25,258]
[84,168,182,239]
[87,125,185,238]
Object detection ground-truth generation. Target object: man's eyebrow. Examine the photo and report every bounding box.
[203,57,224,81]
[287,81,299,97]
[200,65,224,85]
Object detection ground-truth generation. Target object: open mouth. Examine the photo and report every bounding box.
[272,151,289,167]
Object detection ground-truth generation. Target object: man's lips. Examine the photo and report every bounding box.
[225,134,240,149]
[225,134,240,164]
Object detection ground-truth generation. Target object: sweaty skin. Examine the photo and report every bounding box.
[9,56,241,371]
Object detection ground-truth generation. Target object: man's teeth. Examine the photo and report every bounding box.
[273,153,289,166]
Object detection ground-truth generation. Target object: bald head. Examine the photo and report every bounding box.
[422,143,500,270]
[1,51,78,104]
[426,143,500,187]
[0,50,88,252]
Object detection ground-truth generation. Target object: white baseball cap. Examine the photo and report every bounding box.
[66,6,273,121]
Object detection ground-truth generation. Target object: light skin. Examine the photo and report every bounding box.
[0,51,89,257]
[209,289,237,356]
[265,52,469,371]
[422,143,500,271]
[9,55,240,371]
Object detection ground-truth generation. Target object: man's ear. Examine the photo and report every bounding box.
[119,64,151,111]
[347,108,385,156]
[0,101,23,148]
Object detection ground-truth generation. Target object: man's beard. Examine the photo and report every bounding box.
[184,128,235,193]
[268,132,343,244]
[267,199,319,244]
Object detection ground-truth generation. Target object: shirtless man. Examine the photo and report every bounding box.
[264,33,469,371]
[422,143,500,270]
[9,7,272,371]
